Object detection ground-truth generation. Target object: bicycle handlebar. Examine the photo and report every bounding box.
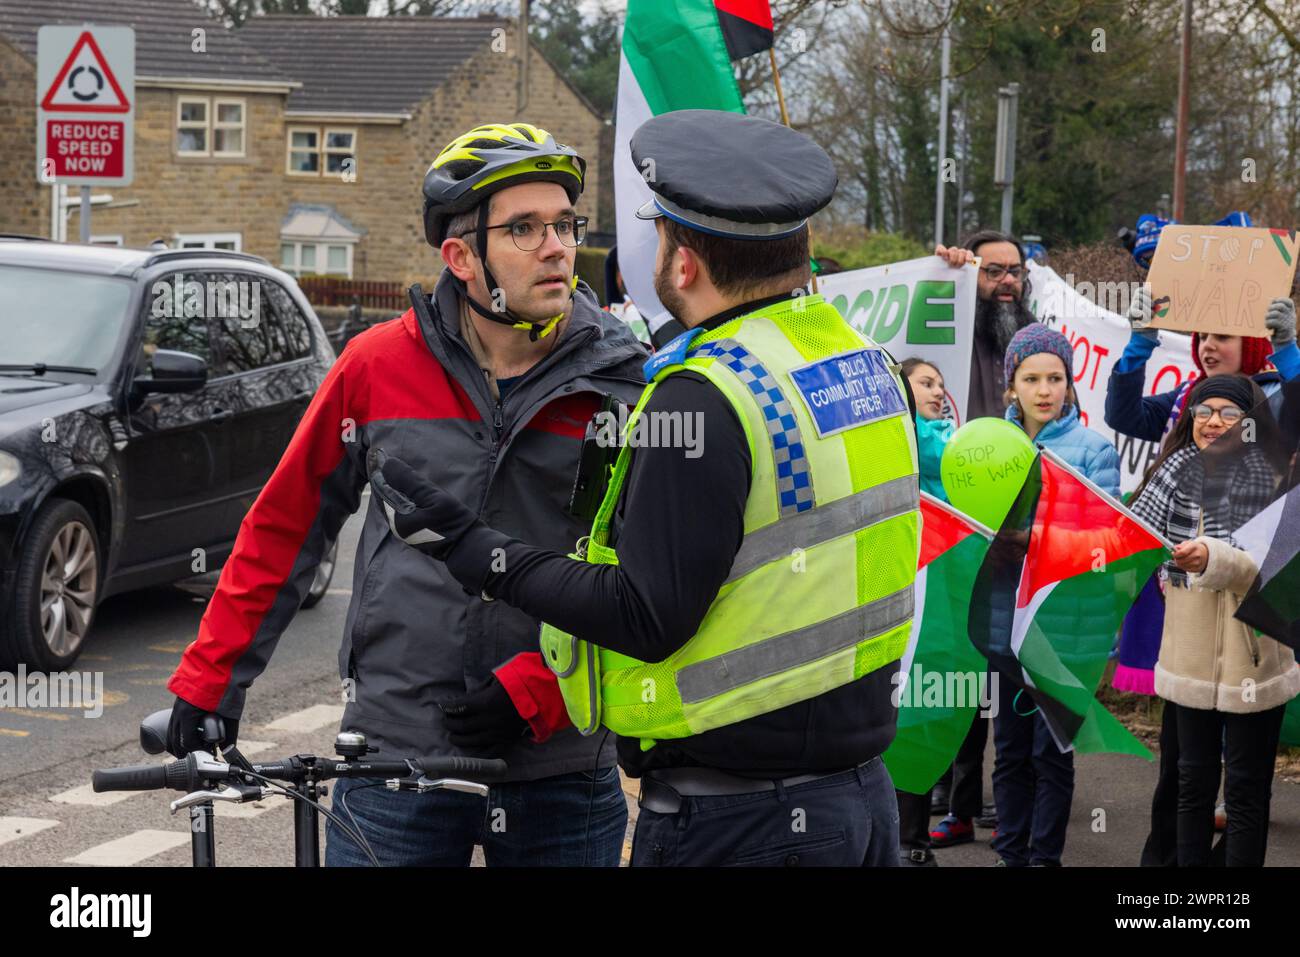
[416,755,509,780]
[91,763,170,792]
[92,752,508,793]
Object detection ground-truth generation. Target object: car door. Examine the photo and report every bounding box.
[117,268,234,570]
[208,271,319,526]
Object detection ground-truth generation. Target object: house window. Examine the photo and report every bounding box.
[214,99,245,155]
[286,126,356,178]
[177,96,246,158]
[280,241,353,278]
[175,232,242,251]
[177,98,208,154]
[90,235,123,246]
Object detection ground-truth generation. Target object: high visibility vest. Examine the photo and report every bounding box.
[539,294,920,746]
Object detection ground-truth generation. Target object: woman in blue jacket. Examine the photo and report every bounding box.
[903,357,953,501]
[1104,288,1299,443]
[991,323,1120,867]
[897,357,963,865]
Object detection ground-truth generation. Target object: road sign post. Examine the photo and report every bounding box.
[36,25,135,241]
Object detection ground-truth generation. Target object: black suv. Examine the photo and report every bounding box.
[0,239,338,671]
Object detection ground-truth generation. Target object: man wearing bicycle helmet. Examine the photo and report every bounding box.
[164,123,647,866]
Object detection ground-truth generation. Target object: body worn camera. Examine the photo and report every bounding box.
[568,393,626,522]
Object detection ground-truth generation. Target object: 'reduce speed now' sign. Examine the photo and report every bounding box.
[35,25,134,187]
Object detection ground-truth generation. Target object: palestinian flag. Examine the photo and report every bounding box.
[1233,483,1300,651]
[884,493,993,794]
[715,0,775,60]
[614,0,745,343]
[968,447,1166,758]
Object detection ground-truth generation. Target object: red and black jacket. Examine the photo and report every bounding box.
[168,272,646,779]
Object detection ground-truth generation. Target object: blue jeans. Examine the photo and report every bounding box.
[629,757,900,867]
[324,765,628,866]
[990,678,1074,866]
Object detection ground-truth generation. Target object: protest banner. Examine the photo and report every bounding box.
[819,256,977,425]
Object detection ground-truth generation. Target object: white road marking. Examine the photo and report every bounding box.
[235,739,277,756]
[64,829,190,866]
[0,816,59,847]
[49,784,135,807]
[215,799,284,819]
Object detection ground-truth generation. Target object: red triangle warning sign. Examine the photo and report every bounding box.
[41,31,130,113]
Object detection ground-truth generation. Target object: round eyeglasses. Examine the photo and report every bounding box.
[1190,403,1245,425]
[481,216,589,252]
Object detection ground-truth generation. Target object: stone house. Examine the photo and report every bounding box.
[0,0,605,284]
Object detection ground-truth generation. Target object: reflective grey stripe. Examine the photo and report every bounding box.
[580,642,599,736]
[676,585,915,705]
[725,474,919,584]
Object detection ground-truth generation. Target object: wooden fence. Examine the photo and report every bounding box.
[297,276,407,311]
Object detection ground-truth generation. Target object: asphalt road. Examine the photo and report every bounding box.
[2,488,1299,867]
[0,496,367,867]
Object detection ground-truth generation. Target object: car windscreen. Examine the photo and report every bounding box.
[0,264,134,373]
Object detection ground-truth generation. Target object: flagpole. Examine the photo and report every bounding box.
[1036,444,1176,552]
[768,47,820,294]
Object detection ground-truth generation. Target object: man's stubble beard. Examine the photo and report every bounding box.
[654,252,689,326]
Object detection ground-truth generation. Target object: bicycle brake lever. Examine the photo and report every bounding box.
[412,776,490,798]
[169,783,265,814]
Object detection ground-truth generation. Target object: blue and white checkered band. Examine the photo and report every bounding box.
[695,338,815,515]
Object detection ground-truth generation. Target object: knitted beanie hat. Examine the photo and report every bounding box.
[1004,323,1074,385]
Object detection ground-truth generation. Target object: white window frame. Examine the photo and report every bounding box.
[89,235,123,246]
[176,96,210,156]
[176,95,246,158]
[212,98,247,157]
[175,232,243,252]
[280,240,354,279]
[285,126,357,179]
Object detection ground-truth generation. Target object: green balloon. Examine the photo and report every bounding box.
[939,417,1037,528]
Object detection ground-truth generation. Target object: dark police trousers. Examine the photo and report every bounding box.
[629,756,899,866]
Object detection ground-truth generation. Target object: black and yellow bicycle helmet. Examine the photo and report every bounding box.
[423,123,587,341]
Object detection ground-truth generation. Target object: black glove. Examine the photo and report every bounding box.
[166,695,239,758]
[368,447,482,561]
[440,677,529,757]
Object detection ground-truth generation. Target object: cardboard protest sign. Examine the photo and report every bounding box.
[1147,225,1299,337]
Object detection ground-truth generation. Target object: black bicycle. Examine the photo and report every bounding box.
[91,710,508,867]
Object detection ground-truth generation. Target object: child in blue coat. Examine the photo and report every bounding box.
[991,324,1120,867]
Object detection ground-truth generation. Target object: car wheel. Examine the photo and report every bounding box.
[300,539,338,609]
[7,498,101,671]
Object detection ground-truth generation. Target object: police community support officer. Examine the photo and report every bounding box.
[367,110,922,866]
